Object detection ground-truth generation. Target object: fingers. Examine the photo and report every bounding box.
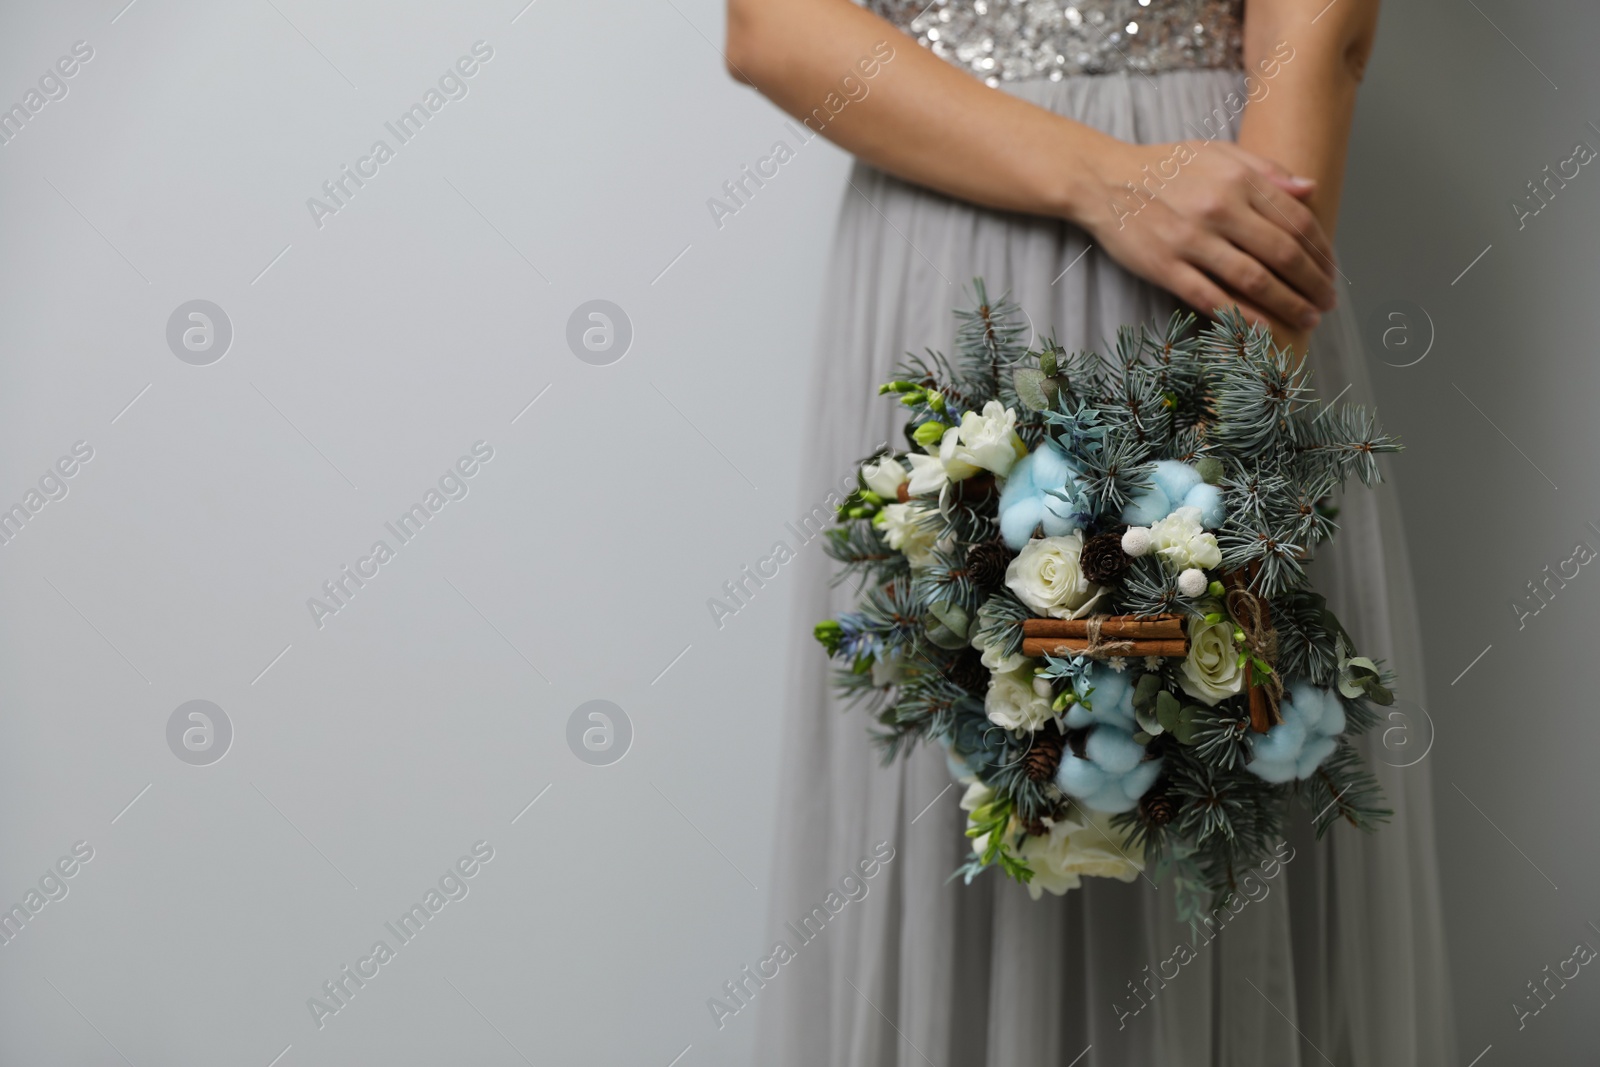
[1186,233,1323,331]
[1244,176,1338,276]
[1226,145,1317,199]
[1218,209,1337,312]
[1161,262,1281,336]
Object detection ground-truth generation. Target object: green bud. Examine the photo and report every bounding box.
[1207,580,1226,598]
[926,390,947,413]
[859,491,883,506]
[912,421,948,447]
[878,380,919,394]
[1039,350,1059,377]
[1052,690,1077,712]
[813,620,842,654]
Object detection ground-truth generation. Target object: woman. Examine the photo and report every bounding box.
[728,1,1454,1063]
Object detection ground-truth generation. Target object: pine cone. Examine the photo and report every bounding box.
[965,540,1011,591]
[947,650,989,696]
[1023,724,1065,782]
[1140,788,1176,826]
[1081,530,1132,584]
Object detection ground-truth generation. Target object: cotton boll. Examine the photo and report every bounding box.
[1250,719,1307,764]
[1040,495,1080,536]
[1121,486,1171,526]
[1072,666,1138,731]
[1296,735,1338,778]
[1121,759,1163,801]
[1056,754,1106,797]
[1246,683,1347,782]
[1248,758,1298,784]
[1086,727,1145,774]
[1182,482,1226,528]
[1030,444,1077,491]
[1085,786,1140,814]
[1150,460,1202,505]
[1000,497,1044,549]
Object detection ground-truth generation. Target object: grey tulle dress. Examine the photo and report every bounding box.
[756,2,1456,1064]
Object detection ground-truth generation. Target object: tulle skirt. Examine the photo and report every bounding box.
[756,68,1455,1066]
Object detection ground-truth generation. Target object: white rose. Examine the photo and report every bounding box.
[876,503,938,567]
[985,664,1054,731]
[941,401,1026,479]
[861,457,907,499]
[1178,612,1247,706]
[1149,506,1222,572]
[1017,806,1145,899]
[906,451,948,496]
[1004,533,1105,620]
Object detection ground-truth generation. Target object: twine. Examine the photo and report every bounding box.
[1082,615,1137,659]
[1225,586,1283,719]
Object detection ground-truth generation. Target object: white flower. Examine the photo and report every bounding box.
[938,426,981,482]
[1004,533,1105,620]
[1178,612,1247,706]
[1017,806,1145,899]
[985,664,1055,731]
[876,503,938,567]
[861,457,907,499]
[905,451,948,496]
[1148,506,1222,572]
[941,401,1026,479]
[971,624,1028,675]
[959,778,994,814]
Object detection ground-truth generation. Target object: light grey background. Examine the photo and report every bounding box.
[0,0,1594,1064]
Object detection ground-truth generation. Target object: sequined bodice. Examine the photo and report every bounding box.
[860,0,1244,84]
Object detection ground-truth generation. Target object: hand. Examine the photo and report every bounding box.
[1073,138,1338,338]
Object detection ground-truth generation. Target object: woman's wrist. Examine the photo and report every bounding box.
[1041,126,1131,237]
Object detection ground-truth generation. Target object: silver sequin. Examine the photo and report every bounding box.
[859,0,1243,84]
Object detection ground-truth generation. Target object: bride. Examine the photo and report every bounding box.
[726,0,1455,1064]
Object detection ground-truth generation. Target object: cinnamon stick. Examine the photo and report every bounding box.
[1022,637,1189,659]
[1022,616,1185,640]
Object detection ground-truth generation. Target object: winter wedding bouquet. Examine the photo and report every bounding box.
[815,284,1399,914]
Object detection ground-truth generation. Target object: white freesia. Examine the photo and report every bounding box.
[940,400,1026,479]
[1018,806,1146,899]
[984,664,1054,731]
[860,457,907,499]
[906,451,948,496]
[876,503,939,567]
[1178,612,1247,706]
[1004,533,1104,620]
[938,426,981,482]
[1149,506,1222,572]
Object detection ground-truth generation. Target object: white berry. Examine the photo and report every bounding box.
[1177,568,1208,598]
[1121,526,1152,557]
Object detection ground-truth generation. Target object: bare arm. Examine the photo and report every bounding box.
[728,0,1339,332]
[1237,0,1382,347]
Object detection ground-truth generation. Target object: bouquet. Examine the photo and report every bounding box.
[815,282,1399,915]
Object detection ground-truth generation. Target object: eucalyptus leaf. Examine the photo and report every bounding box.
[1135,704,1164,738]
[1013,368,1050,411]
[1156,690,1182,732]
[1134,673,1163,712]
